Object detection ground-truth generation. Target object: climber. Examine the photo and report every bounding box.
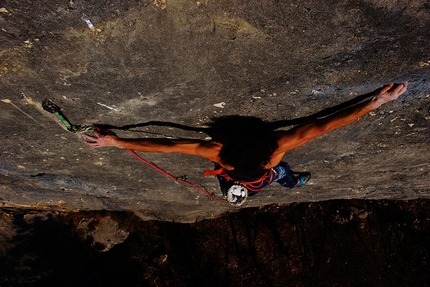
[82,83,408,205]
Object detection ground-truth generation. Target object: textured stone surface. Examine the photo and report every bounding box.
[1,0,429,222]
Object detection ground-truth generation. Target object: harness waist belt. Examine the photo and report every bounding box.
[204,167,277,192]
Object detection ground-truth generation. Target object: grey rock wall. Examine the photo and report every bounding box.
[1,0,429,222]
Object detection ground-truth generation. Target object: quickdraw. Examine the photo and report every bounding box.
[42,99,92,133]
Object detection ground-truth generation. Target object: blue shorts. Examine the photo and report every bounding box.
[217,161,298,196]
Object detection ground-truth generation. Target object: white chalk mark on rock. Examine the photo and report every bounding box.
[97,102,119,112]
[213,102,225,108]
[82,14,95,30]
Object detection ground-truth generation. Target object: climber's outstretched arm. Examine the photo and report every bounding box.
[82,129,222,162]
[273,82,408,154]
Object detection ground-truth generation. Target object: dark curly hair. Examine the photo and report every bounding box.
[207,116,278,174]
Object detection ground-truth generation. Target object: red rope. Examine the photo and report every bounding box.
[126,149,229,205]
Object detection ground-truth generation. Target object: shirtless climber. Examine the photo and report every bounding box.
[82,83,408,205]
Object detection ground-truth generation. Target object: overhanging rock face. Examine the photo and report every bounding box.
[1,0,429,222]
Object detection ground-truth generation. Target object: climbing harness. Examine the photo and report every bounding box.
[42,99,230,205]
[204,167,277,193]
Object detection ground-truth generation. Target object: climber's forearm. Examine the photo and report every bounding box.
[82,130,223,162]
[113,138,201,154]
[275,83,408,152]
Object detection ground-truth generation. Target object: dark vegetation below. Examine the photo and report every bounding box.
[1,199,429,287]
